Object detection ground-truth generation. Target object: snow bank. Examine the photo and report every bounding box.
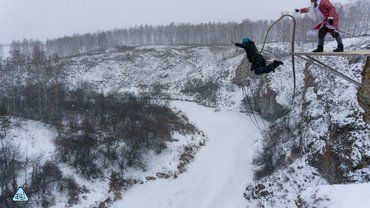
[298,183,370,208]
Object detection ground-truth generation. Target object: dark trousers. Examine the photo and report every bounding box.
[253,64,275,75]
[235,41,278,75]
[318,26,343,46]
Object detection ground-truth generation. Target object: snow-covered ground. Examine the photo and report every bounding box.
[113,100,263,208]
[2,37,369,207]
[2,100,263,208]
[4,119,57,162]
[299,183,370,208]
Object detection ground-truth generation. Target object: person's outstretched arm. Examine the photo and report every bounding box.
[234,42,246,49]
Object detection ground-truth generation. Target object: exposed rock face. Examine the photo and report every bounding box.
[254,84,290,122]
[357,57,370,123]
[240,52,369,188]
[231,56,256,86]
[232,57,289,122]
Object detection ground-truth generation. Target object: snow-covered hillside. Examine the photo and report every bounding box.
[4,119,57,161]
[1,36,369,208]
[2,105,208,208]
[241,37,370,207]
[1,43,253,208]
[65,45,245,109]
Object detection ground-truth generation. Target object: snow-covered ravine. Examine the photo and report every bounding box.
[113,101,264,208]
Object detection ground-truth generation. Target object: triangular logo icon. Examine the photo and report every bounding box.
[12,187,29,202]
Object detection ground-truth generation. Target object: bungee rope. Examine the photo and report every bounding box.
[241,81,268,133]
[260,14,297,98]
[241,85,264,132]
[234,15,297,134]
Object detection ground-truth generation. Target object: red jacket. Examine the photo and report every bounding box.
[299,0,339,30]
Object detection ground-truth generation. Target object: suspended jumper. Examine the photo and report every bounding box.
[234,38,284,75]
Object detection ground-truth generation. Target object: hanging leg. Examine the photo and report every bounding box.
[254,60,283,75]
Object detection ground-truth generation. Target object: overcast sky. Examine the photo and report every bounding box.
[0,0,353,44]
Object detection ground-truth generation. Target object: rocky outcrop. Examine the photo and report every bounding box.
[254,83,290,122]
[244,183,272,201]
[232,57,290,122]
[231,57,256,86]
[357,57,370,123]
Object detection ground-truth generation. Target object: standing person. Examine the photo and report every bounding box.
[234,37,283,75]
[296,0,344,52]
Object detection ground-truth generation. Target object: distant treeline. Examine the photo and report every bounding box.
[1,0,369,58]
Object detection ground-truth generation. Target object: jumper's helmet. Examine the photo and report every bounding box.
[242,37,250,43]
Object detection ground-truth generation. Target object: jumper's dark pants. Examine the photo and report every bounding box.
[252,62,275,75]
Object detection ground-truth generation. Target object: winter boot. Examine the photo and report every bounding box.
[272,60,284,72]
[333,43,344,52]
[273,60,284,67]
[313,45,324,52]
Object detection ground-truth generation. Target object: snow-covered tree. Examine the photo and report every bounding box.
[0,105,12,139]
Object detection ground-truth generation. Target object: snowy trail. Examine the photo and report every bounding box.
[113,101,263,208]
